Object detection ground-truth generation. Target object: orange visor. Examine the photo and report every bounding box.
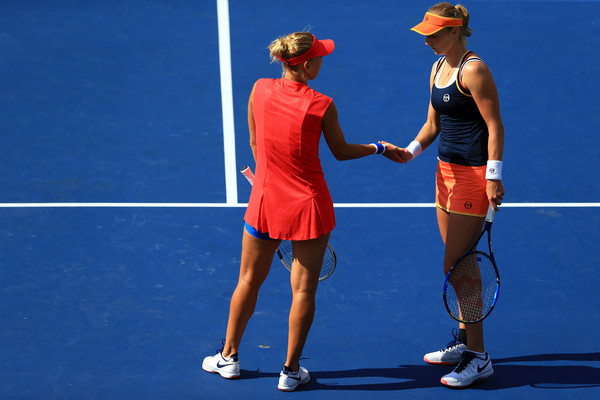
[411,12,462,36]
[280,34,335,66]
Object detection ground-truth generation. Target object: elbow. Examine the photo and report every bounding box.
[332,143,364,161]
[332,150,353,161]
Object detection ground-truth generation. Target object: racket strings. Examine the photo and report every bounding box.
[320,244,336,280]
[446,251,497,322]
[276,241,336,281]
[277,240,293,270]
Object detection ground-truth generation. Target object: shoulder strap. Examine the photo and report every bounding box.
[434,56,445,80]
[456,51,485,97]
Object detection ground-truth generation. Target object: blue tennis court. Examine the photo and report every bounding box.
[1,1,599,399]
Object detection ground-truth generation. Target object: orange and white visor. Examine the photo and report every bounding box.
[411,12,462,36]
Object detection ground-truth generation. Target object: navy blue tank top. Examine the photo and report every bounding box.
[431,52,488,166]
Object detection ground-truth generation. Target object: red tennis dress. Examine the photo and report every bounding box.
[244,78,336,240]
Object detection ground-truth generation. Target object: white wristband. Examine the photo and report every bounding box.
[486,160,503,180]
[405,140,422,158]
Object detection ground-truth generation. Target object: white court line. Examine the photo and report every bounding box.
[335,203,600,208]
[0,203,599,208]
[0,203,247,208]
[217,0,238,204]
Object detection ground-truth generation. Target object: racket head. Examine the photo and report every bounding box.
[276,241,337,282]
[443,250,500,324]
[276,240,293,272]
[319,243,337,281]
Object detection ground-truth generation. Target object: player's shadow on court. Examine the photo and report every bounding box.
[304,353,600,391]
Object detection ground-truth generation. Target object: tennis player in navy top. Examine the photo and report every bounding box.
[393,2,506,388]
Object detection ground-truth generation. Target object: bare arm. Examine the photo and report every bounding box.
[322,101,408,162]
[247,82,257,162]
[405,62,442,161]
[415,102,442,150]
[462,59,505,209]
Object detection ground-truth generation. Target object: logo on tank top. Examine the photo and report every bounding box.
[464,201,473,209]
[443,93,450,102]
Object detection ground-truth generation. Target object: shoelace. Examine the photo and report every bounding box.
[441,328,463,351]
[282,365,299,375]
[454,351,478,373]
[214,339,226,355]
[215,339,238,361]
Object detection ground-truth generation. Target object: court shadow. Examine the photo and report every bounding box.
[302,353,600,392]
[494,352,600,363]
[238,369,279,380]
[489,352,600,390]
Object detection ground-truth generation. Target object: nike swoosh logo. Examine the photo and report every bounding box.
[217,361,233,368]
[286,375,302,381]
[477,360,491,373]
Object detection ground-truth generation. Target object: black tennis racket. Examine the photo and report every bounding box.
[240,166,337,281]
[443,205,500,324]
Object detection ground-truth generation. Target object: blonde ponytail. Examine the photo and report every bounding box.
[267,32,314,77]
[268,32,314,64]
[454,4,472,38]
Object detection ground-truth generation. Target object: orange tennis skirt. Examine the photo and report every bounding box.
[436,159,488,217]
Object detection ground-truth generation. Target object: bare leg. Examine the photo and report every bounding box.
[222,229,280,357]
[437,208,486,353]
[284,233,330,371]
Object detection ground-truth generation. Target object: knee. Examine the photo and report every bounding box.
[292,286,318,300]
[238,274,266,291]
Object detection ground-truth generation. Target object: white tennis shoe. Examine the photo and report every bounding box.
[441,351,493,387]
[278,365,310,391]
[202,349,240,379]
[424,330,467,365]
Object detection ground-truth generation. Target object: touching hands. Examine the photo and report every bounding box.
[379,141,413,164]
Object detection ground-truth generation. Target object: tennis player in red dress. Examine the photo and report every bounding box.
[203,31,409,391]
[244,76,336,241]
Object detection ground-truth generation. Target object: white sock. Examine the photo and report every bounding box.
[469,350,487,359]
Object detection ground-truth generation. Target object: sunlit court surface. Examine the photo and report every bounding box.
[1,1,599,399]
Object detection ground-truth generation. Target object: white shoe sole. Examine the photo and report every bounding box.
[424,355,461,365]
[441,368,493,387]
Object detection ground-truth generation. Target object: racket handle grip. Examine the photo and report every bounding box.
[485,205,495,222]
[240,166,255,185]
